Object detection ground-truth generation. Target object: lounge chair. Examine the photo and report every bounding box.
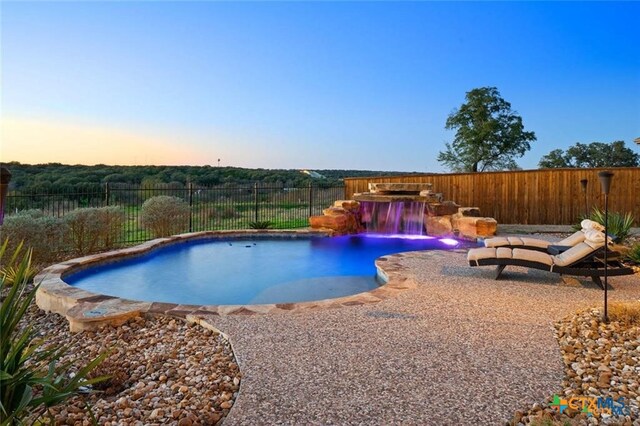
[482,220,604,252]
[468,230,633,289]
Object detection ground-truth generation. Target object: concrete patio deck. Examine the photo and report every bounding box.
[200,247,640,425]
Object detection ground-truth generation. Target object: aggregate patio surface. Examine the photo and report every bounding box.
[199,232,640,425]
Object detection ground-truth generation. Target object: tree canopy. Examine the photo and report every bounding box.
[538,141,640,168]
[438,86,536,172]
[1,162,422,192]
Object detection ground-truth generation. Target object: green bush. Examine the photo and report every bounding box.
[626,243,640,264]
[573,207,635,244]
[249,220,272,230]
[140,195,190,237]
[0,241,108,424]
[0,210,66,264]
[64,206,125,255]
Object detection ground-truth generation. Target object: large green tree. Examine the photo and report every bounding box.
[438,87,536,172]
[538,141,640,168]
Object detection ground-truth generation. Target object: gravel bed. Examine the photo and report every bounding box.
[512,308,640,426]
[201,250,639,425]
[21,305,240,425]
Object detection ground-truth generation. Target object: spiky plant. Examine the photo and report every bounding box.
[0,240,108,425]
[248,221,272,230]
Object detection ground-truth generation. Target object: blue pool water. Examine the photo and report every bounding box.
[66,235,472,305]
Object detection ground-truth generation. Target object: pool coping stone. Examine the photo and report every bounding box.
[35,229,420,332]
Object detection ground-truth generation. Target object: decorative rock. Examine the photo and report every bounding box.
[458,207,481,217]
[426,201,459,217]
[309,214,348,230]
[333,200,360,212]
[309,201,363,235]
[451,214,497,239]
[21,311,241,425]
[177,418,192,426]
[475,218,497,237]
[425,215,453,237]
[513,306,640,424]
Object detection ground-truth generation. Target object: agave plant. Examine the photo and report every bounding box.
[0,240,108,425]
[0,263,38,287]
[626,243,640,265]
[573,207,635,244]
[248,220,272,230]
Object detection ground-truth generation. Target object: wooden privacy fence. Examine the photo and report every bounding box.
[344,167,640,225]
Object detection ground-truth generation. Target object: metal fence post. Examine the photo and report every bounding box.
[188,182,194,232]
[104,182,110,206]
[308,182,313,217]
[254,182,259,222]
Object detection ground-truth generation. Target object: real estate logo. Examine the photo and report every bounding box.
[549,394,629,417]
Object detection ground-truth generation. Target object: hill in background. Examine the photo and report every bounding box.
[2,162,422,191]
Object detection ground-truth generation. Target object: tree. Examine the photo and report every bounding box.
[438,87,536,172]
[539,141,640,168]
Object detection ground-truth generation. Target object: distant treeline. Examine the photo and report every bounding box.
[2,162,420,192]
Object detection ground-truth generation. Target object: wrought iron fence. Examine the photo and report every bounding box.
[4,183,345,244]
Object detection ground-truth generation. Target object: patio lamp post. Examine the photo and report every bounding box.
[580,179,589,217]
[598,171,614,322]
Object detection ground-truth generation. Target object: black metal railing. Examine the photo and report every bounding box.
[4,183,345,245]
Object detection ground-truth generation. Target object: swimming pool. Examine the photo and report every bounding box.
[65,234,472,305]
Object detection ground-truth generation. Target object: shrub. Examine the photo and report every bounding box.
[0,240,108,423]
[573,207,635,244]
[249,220,272,229]
[0,210,66,264]
[140,196,190,237]
[64,206,125,255]
[626,243,640,264]
[608,301,640,327]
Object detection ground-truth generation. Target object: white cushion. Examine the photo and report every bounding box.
[520,237,551,249]
[468,247,497,262]
[507,237,525,246]
[557,231,587,246]
[484,237,510,248]
[581,219,604,232]
[496,248,512,259]
[552,242,596,267]
[512,248,554,266]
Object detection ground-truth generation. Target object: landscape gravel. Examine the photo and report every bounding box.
[21,306,240,425]
[512,307,640,425]
[200,247,639,425]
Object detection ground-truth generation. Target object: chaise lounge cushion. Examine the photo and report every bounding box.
[483,230,586,249]
[552,241,601,267]
[496,247,512,259]
[557,231,587,246]
[519,237,553,249]
[512,248,554,266]
[467,247,497,262]
[484,236,550,248]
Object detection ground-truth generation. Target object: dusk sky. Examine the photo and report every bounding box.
[2,1,639,172]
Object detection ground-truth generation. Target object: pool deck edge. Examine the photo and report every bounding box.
[34,230,419,331]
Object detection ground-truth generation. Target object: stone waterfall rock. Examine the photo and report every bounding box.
[309,201,362,235]
[425,201,460,217]
[332,200,361,212]
[457,207,481,217]
[424,215,453,237]
[451,210,497,240]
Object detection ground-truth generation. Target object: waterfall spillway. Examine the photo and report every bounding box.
[360,201,426,235]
